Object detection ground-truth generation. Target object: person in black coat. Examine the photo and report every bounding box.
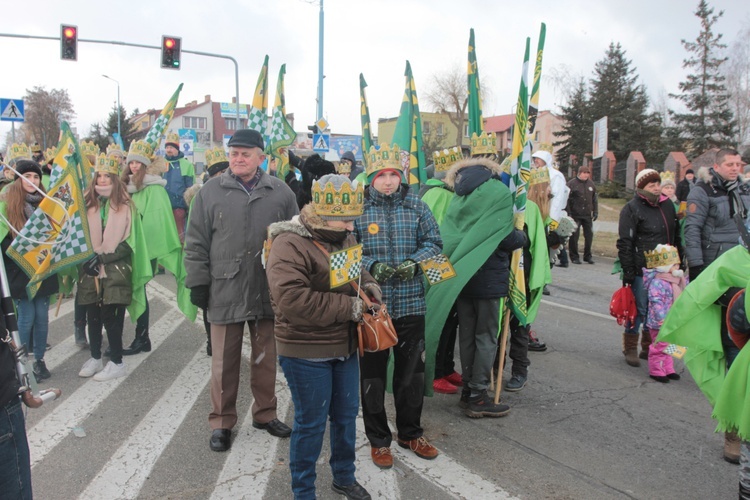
[676,168,695,202]
[296,154,336,209]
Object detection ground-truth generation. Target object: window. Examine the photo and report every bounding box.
[464,123,470,138]
[436,123,445,137]
[140,121,148,130]
[225,118,246,130]
[423,121,431,135]
[182,116,207,129]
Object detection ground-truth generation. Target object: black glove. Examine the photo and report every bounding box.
[689,266,704,280]
[190,285,210,310]
[592,212,598,221]
[728,290,750,335]
[82,254,101,277]
[622,276,635,287]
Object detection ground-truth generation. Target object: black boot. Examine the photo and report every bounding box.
[123,329,151,356]
[206,332,212,356]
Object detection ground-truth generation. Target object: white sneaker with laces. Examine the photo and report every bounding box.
[93,361,127,381]
[79,357,104,378]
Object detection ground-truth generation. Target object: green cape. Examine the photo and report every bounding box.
[131,186,181,275]
[424,178,514,395]
[125,202,153,322]
[420,182,453,226]
[175,195,200,322]
[525,201,552,325]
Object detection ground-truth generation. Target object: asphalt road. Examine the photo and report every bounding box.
[23,260,737,499]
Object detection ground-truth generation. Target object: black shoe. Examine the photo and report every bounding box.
[458,388,470,409]
[650,375,670,383]
[542,285,551,296]
[332,481,372,500]
[464,390,511,418]
[556,261,569,268]
[123,335,151,356]
[209,429,231,452]
[572,258,582,265]
[33,359,51,381]
[252,418,292,438]
[667,373,681,380]
[584,257,595,264]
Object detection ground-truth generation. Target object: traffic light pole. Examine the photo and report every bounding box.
[0,33,241,124]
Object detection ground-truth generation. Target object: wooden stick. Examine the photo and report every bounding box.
[94,277,100,296]
[494,306,512,405]
[55,293,63,317]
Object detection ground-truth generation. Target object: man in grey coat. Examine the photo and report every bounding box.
[184,129,298,452]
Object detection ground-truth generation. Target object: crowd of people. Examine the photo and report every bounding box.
[2,128,750,498]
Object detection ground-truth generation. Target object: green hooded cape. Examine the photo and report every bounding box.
[126,202,154,322]
[131,186,181,274]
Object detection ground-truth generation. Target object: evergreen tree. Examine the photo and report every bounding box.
[670,0,736,156]
[588,43,658,162]
[104,104,137,149]
[554,78,591,176]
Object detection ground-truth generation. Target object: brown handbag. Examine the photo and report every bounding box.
[312,241,398,356]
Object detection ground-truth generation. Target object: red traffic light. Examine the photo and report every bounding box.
[164,38,175,49]
[63,27,76,38]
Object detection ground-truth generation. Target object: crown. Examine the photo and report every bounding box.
[470,132,497,156]
[312,178,365,220]
[433,147,463,173]
[205,147,228,169]
[80,140,100,159]
[366,144,402,179]
[529,166,551,186]
[44,147,57,164]
[166,131,180,145]
[644,245,680,269]
[127,140,154,160]
[31,143,42,153]
[7,143,31,163]
[660,171,675,183]
[106,143,124,156]
[95,153,120,175]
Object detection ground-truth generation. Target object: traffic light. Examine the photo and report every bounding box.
[160,35,182,70]
[60,24,78,61]
[307,124,319,139]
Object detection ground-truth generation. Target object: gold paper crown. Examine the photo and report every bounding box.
[166,131,180,145]
[31,143,42,153]
[127,140,154,160]
[106,143,124,156]
[312,179,365,219]
[660,171,675,183]
[95,153,120,175]
[433,147,463,173]
[7,143,31,163]
[80,140,100,159]
[529,166,551,186]
[470,132,497,156]
[366,144,402,179]
[44,147,57,164]
[204,147,228,169]
[644,245,680,269]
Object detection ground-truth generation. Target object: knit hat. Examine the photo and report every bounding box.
[311,174,364,220]
[660,178,676,188]
[14,159,43,179]
[636,169,661,190]
[126,140,154,168]
[685,168,694,175]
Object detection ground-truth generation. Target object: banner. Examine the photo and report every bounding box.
[267,64,296,180]
[419,254,457,286]
[528,23,547,135]
[144,83,184,150]
[467,28,484,137]
[247,55,269,135]
[392,61,427,187]
[593,116,608,159]
[359,73,375,167]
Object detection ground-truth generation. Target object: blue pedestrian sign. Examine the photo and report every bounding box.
[0,98,24,122]
[312,133,330,152]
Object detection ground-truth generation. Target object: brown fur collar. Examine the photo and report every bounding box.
[443,157,503,189]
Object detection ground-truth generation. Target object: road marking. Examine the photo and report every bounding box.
[49,297,75,323]
[45,311,130,371]
[81,346,211,499]
[211,379,292,499]
[541,299,615,322]
[27,307,186,468]
[355,418,401,499]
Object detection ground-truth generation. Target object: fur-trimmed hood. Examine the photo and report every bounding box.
[268,204,348,243]
[697,166,712,184]
[268,214,308,241]
[183,183,202,207]
[443,156,503,190]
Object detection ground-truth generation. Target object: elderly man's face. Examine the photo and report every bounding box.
[228,146,265,181]
[715,154,743,182]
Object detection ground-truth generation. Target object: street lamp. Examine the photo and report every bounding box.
[102,74,121,140]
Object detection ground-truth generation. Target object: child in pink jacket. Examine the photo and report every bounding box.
[643,244,687,383]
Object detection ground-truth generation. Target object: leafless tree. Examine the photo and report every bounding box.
[22,86,76,149]
[725,18,750,146]
[424,64,468,148]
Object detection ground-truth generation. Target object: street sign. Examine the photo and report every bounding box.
[0,98,24,122]
[316,118,329,132]
[313,133,330,152]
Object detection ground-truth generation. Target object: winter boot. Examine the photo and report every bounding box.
[725,431,741,464]
[123,328,151,356]
[623,333,641,367]
[639,329,652,360]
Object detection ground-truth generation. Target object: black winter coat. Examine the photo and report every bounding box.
[461,228,526,299]
[616,193,681,281]
[2,236,59,299]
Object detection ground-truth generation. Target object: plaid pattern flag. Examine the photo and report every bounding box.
[419,254,457,286]
[329,244,363,288]
[527,23,546,136]
[359,73,375,169]
[508,38,532,325]
[248,55,269,135]
[7,122,94,298]
[392,61,427,187]
[143,83,184,150]
[467,28,484,137]
[268,64,296,180]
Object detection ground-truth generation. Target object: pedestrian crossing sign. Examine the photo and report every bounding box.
[313,133,330,152]
[0,98,24,122]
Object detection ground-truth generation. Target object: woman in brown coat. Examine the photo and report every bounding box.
[266,174,379,500]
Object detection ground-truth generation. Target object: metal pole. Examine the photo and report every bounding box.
[317,0,324,120]
[11,122,15,143]
[102,75,121,138]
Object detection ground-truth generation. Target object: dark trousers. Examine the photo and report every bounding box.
[134,287,149,338]
[87,304,126,364]
[360,315,425,448]
[508,316,530,377]
[558,246,569,265]
[0,399,32,499]
[569,216,593,261]
[434,305,458,379]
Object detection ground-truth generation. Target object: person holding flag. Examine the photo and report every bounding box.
[353,143,442,468]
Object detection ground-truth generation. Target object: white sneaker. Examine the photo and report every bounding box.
[79,358,104,378]
[93,361,127,382]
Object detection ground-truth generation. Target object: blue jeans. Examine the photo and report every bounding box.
[0,399,32,499]
[625,276,648,336]
[279,354,359,500]
[16,296,51,360]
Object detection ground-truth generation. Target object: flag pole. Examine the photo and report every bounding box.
[494,302,512,404]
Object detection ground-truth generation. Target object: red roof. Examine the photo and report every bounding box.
[484,114,514,133]
[667,152,690,167]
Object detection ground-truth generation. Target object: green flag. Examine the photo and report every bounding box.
[392,61,427,187]
[268,64,296,180]
[359,73,374,167]
[528,23,546,135]
[144,83,184,150]
[467,28,484,137]
[508,38,532,325]
[248,55,269,135]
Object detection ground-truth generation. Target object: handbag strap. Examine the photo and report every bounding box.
[311,240,375,309]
